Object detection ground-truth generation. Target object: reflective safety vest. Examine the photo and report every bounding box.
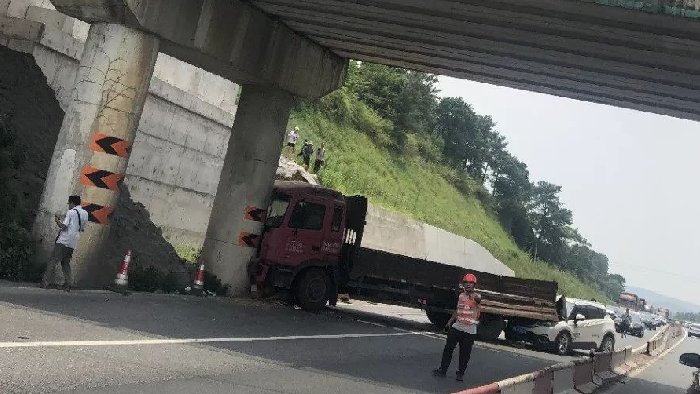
[456,292,480,326]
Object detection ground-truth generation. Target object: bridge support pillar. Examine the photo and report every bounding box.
[200,85,294,295]
[33,22,159,286]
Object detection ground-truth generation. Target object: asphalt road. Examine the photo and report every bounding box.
[607,333,699,394]
[0,283,648,394]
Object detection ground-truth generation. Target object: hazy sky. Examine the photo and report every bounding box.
[437,76,700,305]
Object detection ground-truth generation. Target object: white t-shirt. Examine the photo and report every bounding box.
[56,208,85,249]
[287,130,299,144]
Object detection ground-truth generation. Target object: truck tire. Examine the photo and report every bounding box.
[295,268,330,312]
[477,314,505,341]
[426,310,451,327]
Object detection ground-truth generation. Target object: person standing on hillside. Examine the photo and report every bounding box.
[313,142,326,173]
[41,195,88,292]
[298,139,314,170]
[433,273,481,381]
[284,126,299,158]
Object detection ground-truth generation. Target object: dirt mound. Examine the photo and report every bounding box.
[276,156,319,185]
[0,46,188,286]
[94,186,191,288]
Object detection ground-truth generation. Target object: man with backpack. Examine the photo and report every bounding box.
[41,195,88,292]
[298,139,314,170]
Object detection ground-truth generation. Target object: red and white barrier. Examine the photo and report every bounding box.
[453,325,683,394]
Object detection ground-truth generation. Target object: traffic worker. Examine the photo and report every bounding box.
[433,273,481,381]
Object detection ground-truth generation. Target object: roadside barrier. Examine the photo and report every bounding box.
[572,359,597,393]
[454,324,682,394]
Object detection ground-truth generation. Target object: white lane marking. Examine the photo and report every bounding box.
[0,332,417,348]
[356,320,388,328]
[393,326,445,340]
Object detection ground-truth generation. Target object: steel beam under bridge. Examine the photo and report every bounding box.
[252,0,700,121]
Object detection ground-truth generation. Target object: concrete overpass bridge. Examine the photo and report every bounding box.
[5,0,700,292]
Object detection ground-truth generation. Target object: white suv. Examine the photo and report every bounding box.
[507,298,617,355]
[689,323,700,338]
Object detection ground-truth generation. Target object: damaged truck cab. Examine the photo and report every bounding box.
[250,182,366,311]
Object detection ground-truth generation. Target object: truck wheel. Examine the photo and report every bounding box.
[425,310,451,327]
[477,314,505,341]
[295,268,330,312]
[554,332,572,356]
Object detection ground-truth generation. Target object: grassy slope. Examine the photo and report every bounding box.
[290,107,610,302]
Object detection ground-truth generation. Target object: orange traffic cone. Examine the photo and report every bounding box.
[109,250,131,295]
[192,262,205,296]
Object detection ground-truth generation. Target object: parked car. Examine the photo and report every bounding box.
[640,313,658,330]
[679,352,700,393]
[689,324,700,338]
[653,316,667,328]
[506,298,616,356]
[628,313,646,337]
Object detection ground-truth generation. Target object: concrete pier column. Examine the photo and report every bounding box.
[200,85,294,295]
[34,22,159,286]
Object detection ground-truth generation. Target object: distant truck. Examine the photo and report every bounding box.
[619,292,642,311]
[249,182,561,341]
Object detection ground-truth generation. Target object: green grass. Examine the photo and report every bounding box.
[289,105,610,303]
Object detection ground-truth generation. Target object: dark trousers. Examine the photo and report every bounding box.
[440,327,476,374]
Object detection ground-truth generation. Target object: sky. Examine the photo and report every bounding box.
[437,76,700,306]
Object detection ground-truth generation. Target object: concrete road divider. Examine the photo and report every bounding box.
[551,363,575,392]
[573,360,597,393]
[454,325,683,394]
[594,352,617,382]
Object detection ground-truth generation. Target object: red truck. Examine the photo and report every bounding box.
[249,181,561,340]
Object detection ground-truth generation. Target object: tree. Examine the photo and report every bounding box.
[491,152,534,250]
[529,181,574,265]
[346,61,438,138]
[434,97,498,179]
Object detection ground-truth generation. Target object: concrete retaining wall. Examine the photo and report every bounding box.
[0,1,239,248]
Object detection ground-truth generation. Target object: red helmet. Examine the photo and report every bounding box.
[463,273,478,284]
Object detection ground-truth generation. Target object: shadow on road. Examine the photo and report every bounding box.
[0,284,561,393]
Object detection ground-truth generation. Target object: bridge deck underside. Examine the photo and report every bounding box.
[251,0,700,121]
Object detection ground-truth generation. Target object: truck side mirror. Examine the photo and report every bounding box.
[680,353,700,368]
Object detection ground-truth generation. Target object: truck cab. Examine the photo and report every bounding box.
[250,181,366,310]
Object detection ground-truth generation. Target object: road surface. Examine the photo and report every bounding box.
[607,333,699,394]
[0,283,652,393]
[0,283,571,394]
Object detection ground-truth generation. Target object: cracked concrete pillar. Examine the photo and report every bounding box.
[200,85,294,295]
[34,22,159,286]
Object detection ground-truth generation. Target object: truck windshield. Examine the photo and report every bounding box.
[266,194,290,228]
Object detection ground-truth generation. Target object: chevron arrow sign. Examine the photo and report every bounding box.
[90,133,129,157]
[81,203,113,224]
[80,166,123,191]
